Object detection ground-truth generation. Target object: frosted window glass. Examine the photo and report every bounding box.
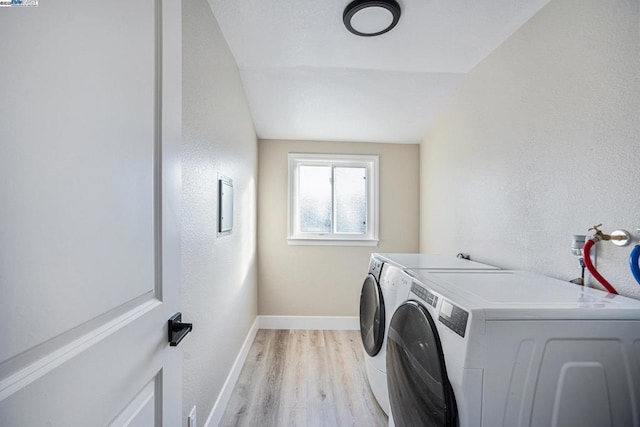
[299,165,332,233]
[335,167,366,234]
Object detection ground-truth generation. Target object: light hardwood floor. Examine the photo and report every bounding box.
[220,329,388,427]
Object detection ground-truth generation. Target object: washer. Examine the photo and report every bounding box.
[359,253,498,415]
[386,269,640,427]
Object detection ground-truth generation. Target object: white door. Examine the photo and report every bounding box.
[0,0,182,425]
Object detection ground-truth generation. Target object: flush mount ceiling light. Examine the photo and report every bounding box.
[343,0,401,37]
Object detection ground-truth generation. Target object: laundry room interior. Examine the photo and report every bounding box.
[1,0,639,425]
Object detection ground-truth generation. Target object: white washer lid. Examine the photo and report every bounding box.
[406,269,640,321]
[375,253,499,270]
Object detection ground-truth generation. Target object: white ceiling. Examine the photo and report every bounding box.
[207,0,550,143]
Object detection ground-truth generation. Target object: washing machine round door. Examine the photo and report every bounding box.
[386,301,457,426]
[359,274,385,356]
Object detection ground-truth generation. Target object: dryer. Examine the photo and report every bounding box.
[360,256,385,360]
[386,269,640,427]
[359,253,498,415]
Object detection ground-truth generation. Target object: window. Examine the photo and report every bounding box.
[288,153,379,246]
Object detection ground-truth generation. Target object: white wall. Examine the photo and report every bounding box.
[182,0,257,424]
[420,0,640,298]
[258,139,420,316]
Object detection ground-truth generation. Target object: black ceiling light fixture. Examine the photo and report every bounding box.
[343,0,401,37]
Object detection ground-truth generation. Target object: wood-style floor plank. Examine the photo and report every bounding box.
[220,330,387,427]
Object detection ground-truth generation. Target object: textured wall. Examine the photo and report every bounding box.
[182,0,257,424]
[420,0,640,298]
[258,139,419,316]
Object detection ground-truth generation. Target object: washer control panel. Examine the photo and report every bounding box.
[411,282,438,308]
[438,299,469,337]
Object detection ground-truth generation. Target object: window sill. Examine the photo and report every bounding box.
[287,238,379,247]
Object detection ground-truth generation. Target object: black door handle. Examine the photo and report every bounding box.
[168,312,193,346]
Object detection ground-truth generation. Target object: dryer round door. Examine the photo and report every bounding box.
[359,273,385,356]
[386,300,457,427]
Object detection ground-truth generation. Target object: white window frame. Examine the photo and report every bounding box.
[288,153,379,246]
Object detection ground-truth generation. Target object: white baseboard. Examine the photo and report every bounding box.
[257,315,359,330]
[204,317,258,427]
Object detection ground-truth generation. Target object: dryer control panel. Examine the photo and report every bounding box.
[438,300,469,338]
[368,258,383,280]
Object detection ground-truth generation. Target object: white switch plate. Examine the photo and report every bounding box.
[188,406,197,427]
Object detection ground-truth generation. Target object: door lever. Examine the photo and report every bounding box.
[168,312,193,346]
